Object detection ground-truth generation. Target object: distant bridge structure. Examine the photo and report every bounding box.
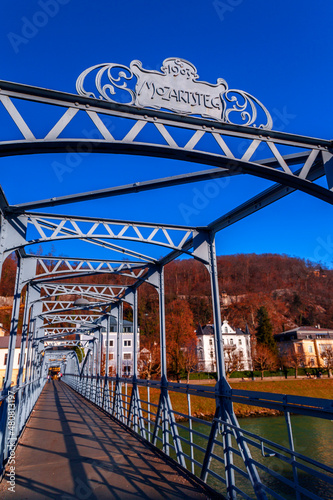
[0,58,332,499]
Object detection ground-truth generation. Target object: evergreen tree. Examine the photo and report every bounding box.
[255,306,277,354]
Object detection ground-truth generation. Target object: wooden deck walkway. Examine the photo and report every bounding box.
[0,381,219,499]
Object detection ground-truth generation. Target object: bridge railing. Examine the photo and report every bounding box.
[0,376,46,472]
[63,373,333,500]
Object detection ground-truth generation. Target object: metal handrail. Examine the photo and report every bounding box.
[63,373,333,500]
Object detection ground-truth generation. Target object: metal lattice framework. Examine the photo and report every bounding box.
[0,58,332,499]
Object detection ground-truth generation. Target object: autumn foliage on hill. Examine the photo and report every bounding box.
[0,252,332,347]
[137,253,333,336]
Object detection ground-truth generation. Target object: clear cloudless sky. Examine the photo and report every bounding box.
[0,0,333,266]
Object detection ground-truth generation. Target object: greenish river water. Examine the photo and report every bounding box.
[178,415,333,499]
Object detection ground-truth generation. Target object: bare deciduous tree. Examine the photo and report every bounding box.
[182,338,198,383]
[252,343,278,380]
[138,342,161,380]
[224,348,244,378]
[280,344,306,378]
[320,345,333,377]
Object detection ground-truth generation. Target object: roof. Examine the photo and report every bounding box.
[275,326,333,341]
[281,326,333,335]
[109,317,133,327]
[196,324,214,336]
[196,324,249,336]
[0,335,22,349]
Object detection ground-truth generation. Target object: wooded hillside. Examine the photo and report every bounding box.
[0,253,331,341]
[138,254,333,341]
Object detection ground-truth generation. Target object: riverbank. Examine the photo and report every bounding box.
[230,378,333,417]
[165,378,333,419]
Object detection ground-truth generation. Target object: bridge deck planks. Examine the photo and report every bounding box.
[0,381,219,499]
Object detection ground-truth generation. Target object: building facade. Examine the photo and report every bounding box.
[275,326,333,368]
[196,319,252,372]
[102,317,140,377]
[0,335,26,388]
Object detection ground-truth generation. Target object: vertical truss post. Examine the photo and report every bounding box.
[102,316,110,412]
[87,348,93,399]
[87,341,95,401]
[116,302,123,377]
[114,302,124,421]
[285,411,300,500]
[207,232,236,495]
[194,231,266,499]
[24,308,39,423]
[90,345,95,399]
[16,283,40,436]
[187,392,195,474]
[29,306,44,403]
[156,266,185,466]
[127,290,138,430]
[25,295,42,389]
[95,327,102,405]
[90,338,97,401]
[16,284,31,388]
[119,302,124,421]
[196,231,235,492]
[132,289,141,434]
[158,266,169,455]
[15,284,31,437]
[85,350,90,397]
[0,254,32,470]
[126,289,146,437]
[132,289,138,380]
[24,310,34,385]
[80,345,90,397]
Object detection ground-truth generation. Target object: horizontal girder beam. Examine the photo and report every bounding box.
[9,168,237,212]
[0,79,331,148]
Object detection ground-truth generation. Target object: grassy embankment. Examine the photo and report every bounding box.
[138,379,333,420]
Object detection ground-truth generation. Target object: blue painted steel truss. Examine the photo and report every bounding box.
[0,75,332,500]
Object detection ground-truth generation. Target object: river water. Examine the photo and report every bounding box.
[180,415,333,499]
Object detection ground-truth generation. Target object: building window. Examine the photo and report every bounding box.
[209,339,213,346]
[109,354,114,360]
[230,339,233,345]
[106,340,114,347]
[123,327,131,333]
[210,350,214,359]
[4,354,7,365]
[297,344,302,353]
[238,339,242,345]
[124,353,131,360]
[308,345,313,353]
[310,358,315,366]
[110,327,116,332]
[124,340,132,347]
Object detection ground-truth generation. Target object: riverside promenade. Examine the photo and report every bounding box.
[0,382,220,500]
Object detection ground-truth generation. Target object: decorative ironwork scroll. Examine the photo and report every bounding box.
[76,58,273,130]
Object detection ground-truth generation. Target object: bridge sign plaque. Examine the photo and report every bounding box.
[76,57,273,129]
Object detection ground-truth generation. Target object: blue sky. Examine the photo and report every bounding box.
[0,0,333,266]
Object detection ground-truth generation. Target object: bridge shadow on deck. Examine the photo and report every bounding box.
[0,381,218,499]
